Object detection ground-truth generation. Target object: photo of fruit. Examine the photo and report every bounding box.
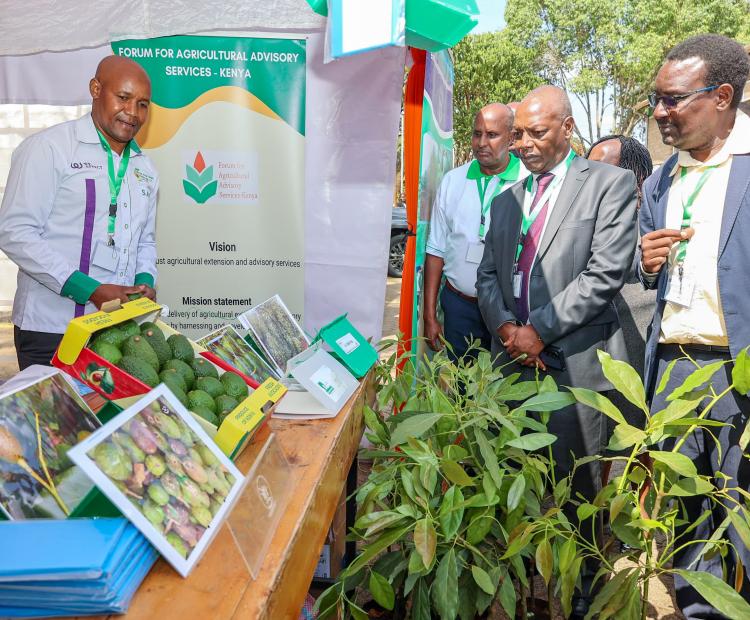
[244,295,309,376]
[0,373,101,519]
[68,386,245,577]
[196,325,278,385]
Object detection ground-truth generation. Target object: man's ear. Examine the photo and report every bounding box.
[89,78,101,99]
[562,115,575,139]
[715,83,734,112]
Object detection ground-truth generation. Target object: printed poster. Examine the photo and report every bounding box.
[112,36,306,339]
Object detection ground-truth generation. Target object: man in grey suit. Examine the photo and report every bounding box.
[639,34,750,617]
[477,85,638,617]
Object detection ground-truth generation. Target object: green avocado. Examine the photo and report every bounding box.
[220,371,249,400]
[139,321,160,334]
[167,334,194,363]
[92,326,127,349]
[187,389,216,414]
[90,340,122,366]
[190,357,219,380]
[119,320,141,338]
[191,406,218,427]
[162,359,195,390]
[118,355,159,388]
[159,368,187,394]
[215,394,239,419]
[122,335,160,372]
[195,376,224,399]
[141,326,171,367]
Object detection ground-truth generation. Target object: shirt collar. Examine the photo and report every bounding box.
[466,153,522,181]
[670,110,750,176]
[74,113,142,155]
[529,148,576,183]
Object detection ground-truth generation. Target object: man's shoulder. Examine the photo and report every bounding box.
[444,162,472,182]
[584,158,632,180]
[16,117,79,156]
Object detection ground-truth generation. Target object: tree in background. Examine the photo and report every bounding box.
[500,0,750,146]
[452,32,543,164]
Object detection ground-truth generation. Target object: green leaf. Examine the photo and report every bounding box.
[390,413,443,447]
[354,511,406,538]
[471,565,496,595]
[341,525,412,576]
[498,570,516,618]
[609,493,630,523]
[561,556,582,618]
[441,460,475,486]
[411,578,431,620]
[313,583,342,619]
[650,450,698,478]
[363,405,388,444]
[439,486,465,539]
[475,429,503,489]
[535,539,553,585]
[466,509,494,545]
[675,570,750,619]
[413,518,437,570]
[733,347,750,395]
[608,423,647,451]
[496,380,538,401]
[443,444,468,461]
[667,360,727,401]
[515,391,575,412]
[585,567,637,620]
[566,386,627,425]
[369,571,395,610]
[656,357,679,395]
[558,537,576,574]
[433,548,459,620]
[506,432,556,451]
[597,350,647,412]
[650,397,701,429]
[348,603,369,620]
[577,503,599,521]
[727,509,750,551]
[668,477,715,496]
[507,474,526,511]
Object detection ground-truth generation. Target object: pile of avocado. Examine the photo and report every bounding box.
[90,320,249,427]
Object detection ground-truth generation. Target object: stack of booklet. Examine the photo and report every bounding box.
[0,518,157,617]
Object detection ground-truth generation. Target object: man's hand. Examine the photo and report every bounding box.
[497,322,519,344]
[424,315,443,352]
[89,284,150,309]
[504,325,546,370]
[140,285,156,301]
[641,228,694,274]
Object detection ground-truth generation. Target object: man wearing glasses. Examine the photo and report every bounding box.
[639,34,750,616]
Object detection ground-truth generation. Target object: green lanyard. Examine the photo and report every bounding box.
[675,165,715,265]
[96,130,131,246]
[515,150,576,262]
[476,176,507,238]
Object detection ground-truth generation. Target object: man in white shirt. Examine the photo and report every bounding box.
[639,34,750,617]
[0,55,159,369]
[424,103,525,361]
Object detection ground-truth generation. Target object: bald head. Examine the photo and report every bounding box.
[90,55,151,154]
[472,103,515,174]
[514,85,576,173]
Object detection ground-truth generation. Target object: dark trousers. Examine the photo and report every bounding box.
[439,285,491,363]
[14,327,63,370]
[652,344,750,619]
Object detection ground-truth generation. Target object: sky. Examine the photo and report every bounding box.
[475,0,506,33]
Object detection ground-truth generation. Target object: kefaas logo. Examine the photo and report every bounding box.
[183,151,218,204]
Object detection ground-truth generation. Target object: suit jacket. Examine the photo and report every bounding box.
[639,152,750,397]
[477,156,638,391]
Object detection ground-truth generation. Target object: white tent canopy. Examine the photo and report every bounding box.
[0,2,404,341]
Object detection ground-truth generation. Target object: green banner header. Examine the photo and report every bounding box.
[112,35,306,135]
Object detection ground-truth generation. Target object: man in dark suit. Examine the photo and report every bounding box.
[639,34,750,617]
[477,85,638,617]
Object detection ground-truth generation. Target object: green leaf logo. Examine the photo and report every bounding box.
[183,151,218,204]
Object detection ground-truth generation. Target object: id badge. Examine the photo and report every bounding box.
[512,271,523,298]
[91,240,119,272]
[664,270,695,308]
[466,242,485,264]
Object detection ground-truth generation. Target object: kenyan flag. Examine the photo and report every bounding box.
[183,151,218,204]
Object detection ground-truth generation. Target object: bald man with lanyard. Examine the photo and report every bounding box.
[0,56,159,369]
[424,103,526,361]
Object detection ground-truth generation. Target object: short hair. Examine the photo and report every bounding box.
[666,34,750,108]
[586,135,653,189]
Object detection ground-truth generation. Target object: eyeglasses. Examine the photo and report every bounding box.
[647,85,719,110]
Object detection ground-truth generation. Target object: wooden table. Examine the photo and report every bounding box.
[83,374,373,620]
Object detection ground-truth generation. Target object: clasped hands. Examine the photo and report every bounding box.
[498,323,546,371]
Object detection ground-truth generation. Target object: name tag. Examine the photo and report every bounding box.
[513,271,523,298]
[91,240,119,272]
[466,242,484,264]
[664,270,695,308]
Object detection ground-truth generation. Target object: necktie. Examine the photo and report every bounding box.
[515,172,555,323]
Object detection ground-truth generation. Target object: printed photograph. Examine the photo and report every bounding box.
[0,374,100,519]
[196,325,278,384]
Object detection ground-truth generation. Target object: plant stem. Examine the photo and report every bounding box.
[15,459,69,514]
[32,411,69,515]
[616,444,640,494]
[641,575,650,620]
